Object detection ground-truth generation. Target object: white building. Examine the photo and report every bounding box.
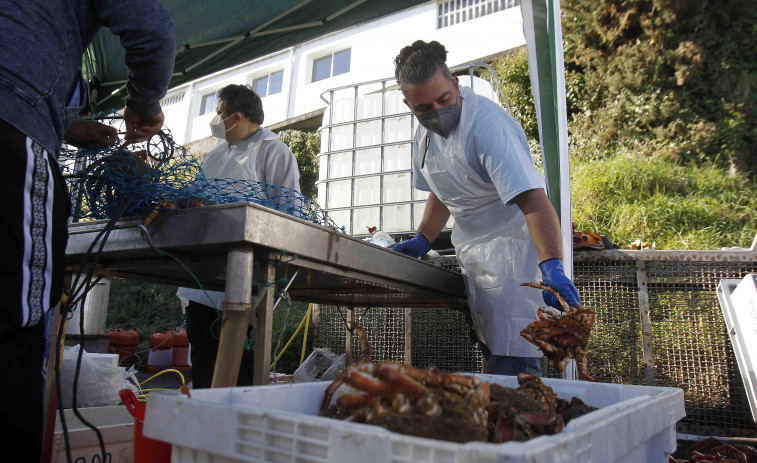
[159,0,526,239]
[160,1,525,144]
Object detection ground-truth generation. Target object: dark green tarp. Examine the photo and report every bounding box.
[87,0,426,111]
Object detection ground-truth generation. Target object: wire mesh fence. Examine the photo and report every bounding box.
[315,251,757,437]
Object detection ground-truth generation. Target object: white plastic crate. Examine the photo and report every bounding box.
[52,406,134,463]
[144,375,685,463]
[717,274,757,422]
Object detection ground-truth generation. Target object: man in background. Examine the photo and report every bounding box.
[177,84,300,388]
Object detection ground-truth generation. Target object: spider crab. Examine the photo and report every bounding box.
[319,322,599,443]
[319,321,491,443]
[669,437,757,462]
[486,374,565,443]
[520,282,598,381]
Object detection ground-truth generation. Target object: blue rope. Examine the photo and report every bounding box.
[60,118,343,231]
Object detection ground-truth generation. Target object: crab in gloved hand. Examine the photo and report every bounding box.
[520,282,597,381]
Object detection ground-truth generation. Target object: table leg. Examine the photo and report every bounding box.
[41,300,64,463]
[253,259,275,385]
[212,246,255,388]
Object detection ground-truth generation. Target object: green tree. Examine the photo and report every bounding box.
[278,129,320,198]
[485,0,757,249]
[561,0,757,173]
[488,48,539,142]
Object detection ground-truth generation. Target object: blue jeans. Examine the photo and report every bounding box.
[485,355,542,376]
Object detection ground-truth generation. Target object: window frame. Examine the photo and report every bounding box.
[252,69,284,97]
[310,47,351,83]
[199,91,219,116]
[436,0,521,29]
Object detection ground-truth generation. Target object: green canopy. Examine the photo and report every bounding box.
[86,0,427,110]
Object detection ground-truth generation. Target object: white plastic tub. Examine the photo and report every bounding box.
[52,406,134,463]
[144,375,685,463]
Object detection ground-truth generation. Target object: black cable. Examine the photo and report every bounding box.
[56,207,125,463]
[64,275,103,314]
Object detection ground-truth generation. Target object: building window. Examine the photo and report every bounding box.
[160,93,185,107]
[199,92,218,116]
[312,48,351,83]
[437,0,520,29]
[253,70,284,97]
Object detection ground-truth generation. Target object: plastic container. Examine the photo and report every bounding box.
[717,274,757,422]
[147,331,173,373]
[293,348,342,383]
[120,389,172,463]
[367,226,396,247]
[143,374,686,463]
[108,329,139,367]
[171,329,190,372]
[51,405,134,463]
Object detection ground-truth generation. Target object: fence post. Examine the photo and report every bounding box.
[404,309,413,365]
[636,260,655,385]
[345,308,354,365]
[311,304,321,348]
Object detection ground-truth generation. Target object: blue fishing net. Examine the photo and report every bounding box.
[59,115,343,231]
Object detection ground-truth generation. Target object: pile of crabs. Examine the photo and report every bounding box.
[319,284,599,444]
[670,438,757,462]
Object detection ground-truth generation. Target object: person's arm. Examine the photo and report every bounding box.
[96,0,176,143]
[267,141,302,193]
[513,188,561,262]
[123,108,165,144]
[392,192,449,257]
[418,192,451,244]
[64,120,118,148]
[514,188,581,309]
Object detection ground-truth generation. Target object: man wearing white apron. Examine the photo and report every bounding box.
[391,41,581,376]
[177,84,301,387]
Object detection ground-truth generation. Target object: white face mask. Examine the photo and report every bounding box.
[209,113,237,139]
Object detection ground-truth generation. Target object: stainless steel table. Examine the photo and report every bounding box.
[66,202,467,386]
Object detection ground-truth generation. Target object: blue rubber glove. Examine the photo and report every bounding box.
[390,233,431,258]
[538,258,581,310]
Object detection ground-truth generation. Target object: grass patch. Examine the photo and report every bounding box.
[572,153,757,249]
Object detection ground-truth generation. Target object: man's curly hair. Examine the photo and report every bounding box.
[394,40,453,94]
[218,84,264,124]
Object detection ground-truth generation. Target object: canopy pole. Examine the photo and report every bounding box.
[521,0,572,272]
[521,0,575,379]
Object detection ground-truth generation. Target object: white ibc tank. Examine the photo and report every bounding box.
[318,75,498,236]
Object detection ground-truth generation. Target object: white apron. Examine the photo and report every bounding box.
[418,87,543,357]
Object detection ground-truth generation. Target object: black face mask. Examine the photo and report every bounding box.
[417,88,462,138]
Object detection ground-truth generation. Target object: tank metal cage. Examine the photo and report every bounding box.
[315,246,757,437]
[315,63,510,238]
